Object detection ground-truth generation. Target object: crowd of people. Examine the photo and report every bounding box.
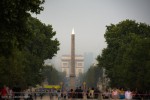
[61,87,150,100]
[103,88,132,100]
[1,85,150,100]
[102,88,150,100]
[0,85,33,100]
[0,85,14,100]
[60,86,100,99]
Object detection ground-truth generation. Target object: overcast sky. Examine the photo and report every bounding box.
[33,0,150,69]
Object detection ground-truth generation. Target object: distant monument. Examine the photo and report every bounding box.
[70,28,76,89]
[61,55,84,77]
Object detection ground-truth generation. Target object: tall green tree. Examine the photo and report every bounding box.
[0,17,60,88]
[0,0,45,88]
[22,17,60,87]
[97,20,150,91]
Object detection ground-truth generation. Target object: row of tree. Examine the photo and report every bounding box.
[42,65,65,85]
[79,65,103,88]
[0,0,60,88]
[97,20,150,91]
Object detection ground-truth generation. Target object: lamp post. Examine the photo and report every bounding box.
[83,82,86,99]
[60,82,63,91]
[83,82,86,91]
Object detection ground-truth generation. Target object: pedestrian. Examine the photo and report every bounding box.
[78,86,83,99]
[89,87,94,99]
[103,89,110,99]
[1,85,8,100]
[112,88,119,100]
[24,90,29,100]
[125,89,132,100]
[75,87,79,98]
[119,88,125,99]
[57,90,61,100]
[8,87,14,99]
[34,90,37,100]
[94,88,100,99]
[68,89,74,99]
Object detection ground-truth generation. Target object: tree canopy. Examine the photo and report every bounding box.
[0,17,60,88]
[0,0,61,88]
[22,17,60,87]
[97,20,150,91]
[42,65,65,85]
[0,0,44,57]
[82,65,103,88]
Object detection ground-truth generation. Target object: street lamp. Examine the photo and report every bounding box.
[83,82,86,99]
[83,82,86,91]
[60,82,63,91]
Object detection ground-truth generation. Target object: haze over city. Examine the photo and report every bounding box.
[32,0,150,70]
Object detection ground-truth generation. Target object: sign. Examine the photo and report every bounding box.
[43,85,61,89]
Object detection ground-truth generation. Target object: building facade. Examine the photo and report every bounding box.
[61,55,84,77]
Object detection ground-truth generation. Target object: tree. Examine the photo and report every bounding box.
[0,0,45,86]
[42,65,65,85]
[0,0,44,57]
[97,20,150,91]
[0,48,26,88]
[0,1,61,88]
[0,17,60,88]
[83,65,103,88]
[22,17,60,87]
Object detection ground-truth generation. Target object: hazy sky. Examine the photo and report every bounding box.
[33,0,150,68]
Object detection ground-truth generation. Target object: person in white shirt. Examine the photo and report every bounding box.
[125,89,132,100]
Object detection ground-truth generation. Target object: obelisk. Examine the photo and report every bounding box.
[70,28,76,90]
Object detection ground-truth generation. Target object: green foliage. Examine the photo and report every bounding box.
[0,48,25,87]
[22,17,60,87]
[42,65,65,85]
[97,19,150,91]
[0,0,44,57]
[83,66,103,88]
[0,0,60,88]
[0,17,60,88]
[26,17,59,60]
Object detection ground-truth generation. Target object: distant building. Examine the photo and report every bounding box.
[84,52,94,72]
[61,55,84,77]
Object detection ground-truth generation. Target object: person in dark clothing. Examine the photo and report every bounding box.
[68,89,74,99]
[13,86,21,100]
[75,87,79,98]
[78,87,83,99]
[86,88,90,99]
[94,88,100,99]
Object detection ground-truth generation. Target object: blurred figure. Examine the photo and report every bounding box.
[8,87,14,99]
[78,87,83,99]
[94,88,100,99]
[125,89,132,100]
[1,85,8,100]
[103,89,110,99]
[86,88,90,99]
[89,87,94,99]
[119,88,125,99]
[68,89,74,99]
[75,87,79,98]
[57,90,61,100]
[112,88,119,100]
